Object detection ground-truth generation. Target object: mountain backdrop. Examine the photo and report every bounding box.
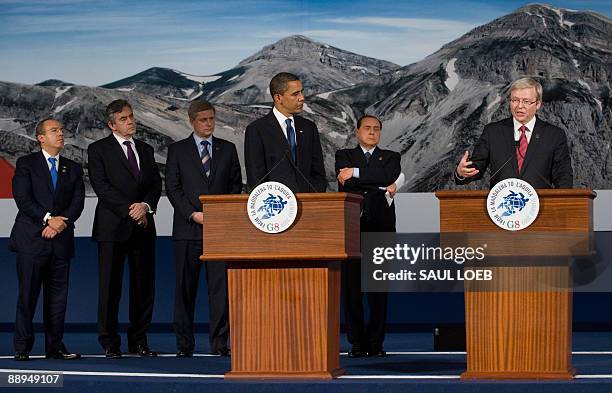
[0,3,610,194]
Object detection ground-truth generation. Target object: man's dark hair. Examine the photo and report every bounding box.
[105,99,132,124]
[188,100,215,121]
[356,115,382,129]
[35,117,59,136]
[269,72,300,99]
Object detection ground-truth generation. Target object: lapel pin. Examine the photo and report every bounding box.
[378,157,383,161]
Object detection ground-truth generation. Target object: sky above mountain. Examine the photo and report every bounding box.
[1,0,611,86]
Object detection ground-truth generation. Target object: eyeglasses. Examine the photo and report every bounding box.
[45,127,65,134]
[510,98,538,106]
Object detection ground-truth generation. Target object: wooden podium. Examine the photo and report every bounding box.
[435,189,595,380]
[199,192,362,379]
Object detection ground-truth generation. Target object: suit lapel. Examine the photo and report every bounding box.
[108,135,137,181]
[187,136,209,183]
[53,157,68,200]
[519,121,541,177]
[503,119,519,176]
[294,117,305,167]
[352,145,367,167]
[208,136,224,184]
[266,112,291,159]
[35,151,54,194]
[369,146,384,167]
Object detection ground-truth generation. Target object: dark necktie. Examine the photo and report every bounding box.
[516,125,528,173]
[124,141,140,178]
[48,157,58,190]
[365,151,371,165]
[285,118,297,162]
[200,140,211,179]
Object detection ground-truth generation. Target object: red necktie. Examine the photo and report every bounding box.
[516,125,528,173]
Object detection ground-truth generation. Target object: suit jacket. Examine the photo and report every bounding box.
[165,135,242,241]
[335,146,401,232]
[9,151,85,259]
[456,117,573,188]
[88,134,162,242]
[244,111,326,193]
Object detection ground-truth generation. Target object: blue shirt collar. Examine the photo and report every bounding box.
[193,133,213,148]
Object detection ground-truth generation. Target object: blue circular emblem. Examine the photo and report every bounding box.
[486,178,540,231]
[247,181,298,233]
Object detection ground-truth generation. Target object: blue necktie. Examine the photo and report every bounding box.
[200,140,211,178]
[285,118,297,162]
[364,151,371,165]
[48,157,58,190]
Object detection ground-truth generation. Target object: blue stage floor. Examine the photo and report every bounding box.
[0,332,611,392]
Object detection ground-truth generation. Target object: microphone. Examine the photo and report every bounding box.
[488,140,520,181]
[283,150,319,192]
[249,152,290,192]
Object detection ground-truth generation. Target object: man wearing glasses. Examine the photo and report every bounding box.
[455,77,573,188]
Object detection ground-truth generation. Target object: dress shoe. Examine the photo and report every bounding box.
[128,345,158,357]
[211,348,230,357]
[368,348,387,357]
[105,346,122,359]
[46,346,81,360]
[14,351,29,361]
[347,347,368,358]
[176,350,193,358]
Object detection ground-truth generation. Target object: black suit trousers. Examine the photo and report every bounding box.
[173,240,229,352]
[342,259,387,351]
[97,230,155,349]
[14,252,70,353]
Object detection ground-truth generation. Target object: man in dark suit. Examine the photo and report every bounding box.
[455,77,573,188]
[88,99,162,358]
[165,100,242,357]
[244,72,326,192]
[10,118,85,361]
[336,115,401,358]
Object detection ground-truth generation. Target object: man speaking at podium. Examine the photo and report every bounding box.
[455,77,573,188]
[244,72,326,192]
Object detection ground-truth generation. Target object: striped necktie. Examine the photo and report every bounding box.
[516,125,528,173]
[200,140,211,178]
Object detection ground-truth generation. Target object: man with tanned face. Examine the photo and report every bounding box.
[244,72,326,192]
[335,115,401,358]
[455,77,573,188]
[10,118,85,361]
[88,99,162,359]
[165,100,242,357]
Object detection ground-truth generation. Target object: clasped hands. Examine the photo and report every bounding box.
[129,202,149,228]
[337,167,397,197]
[42,216,68,239]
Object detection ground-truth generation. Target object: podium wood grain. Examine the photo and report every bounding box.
[436,189,595,380]
[200,193,361,379]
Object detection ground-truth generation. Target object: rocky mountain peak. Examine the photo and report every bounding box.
[36,79,74,87]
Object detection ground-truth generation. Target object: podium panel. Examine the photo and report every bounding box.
[436,189,595,380]
[200,193,362,379]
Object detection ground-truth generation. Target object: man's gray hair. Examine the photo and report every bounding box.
[509,77,543,101]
